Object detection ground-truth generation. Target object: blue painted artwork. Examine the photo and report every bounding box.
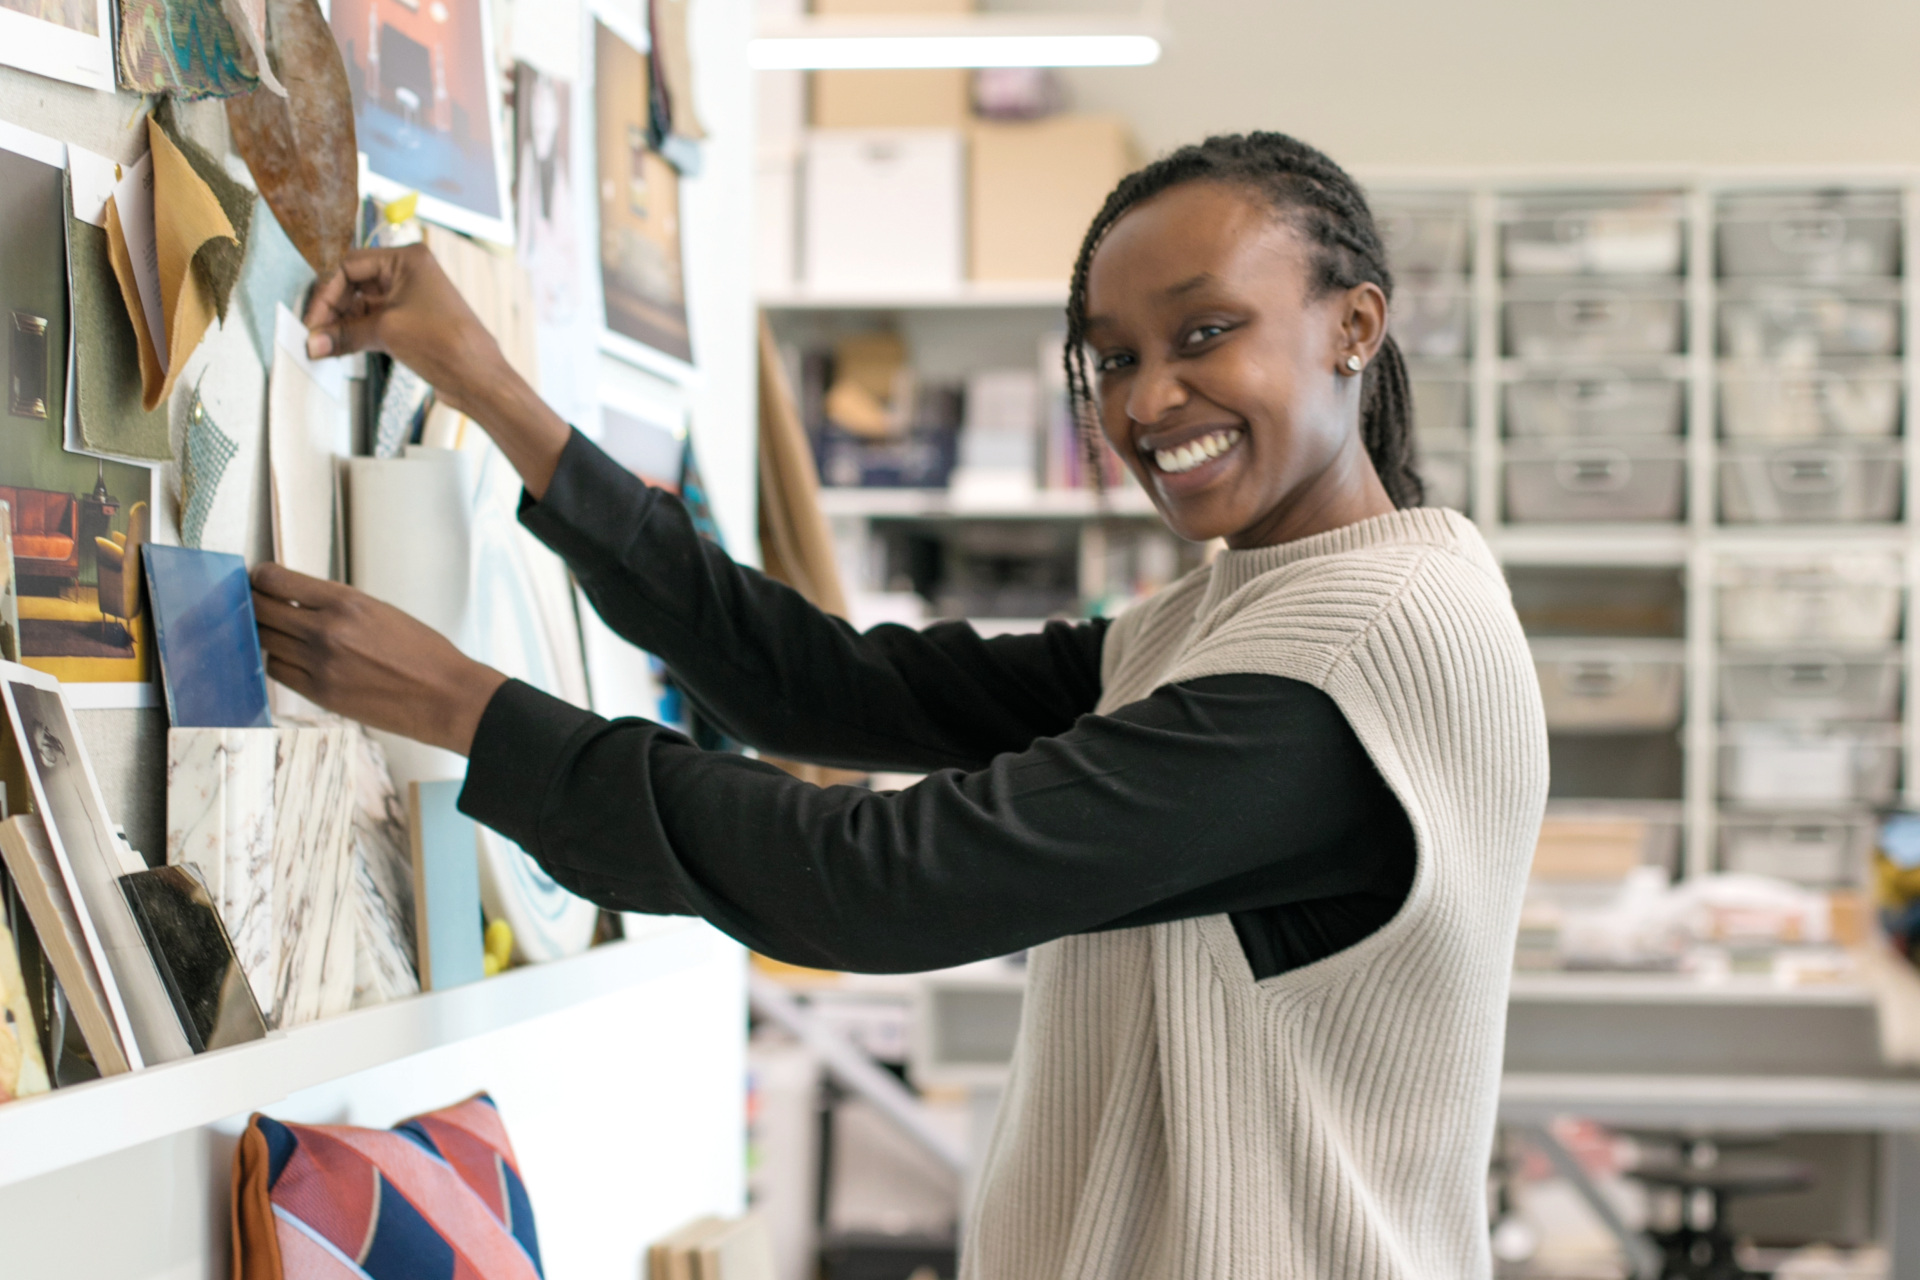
[142,544,272,729]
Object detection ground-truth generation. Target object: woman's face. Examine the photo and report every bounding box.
[1083,182,1389,547]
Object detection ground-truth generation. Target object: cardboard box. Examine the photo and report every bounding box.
[812,0,972,13]
[804,129,964,291]
[969,114,1135,282]
[812,69,971,128]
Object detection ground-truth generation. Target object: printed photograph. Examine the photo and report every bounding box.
[0,0,93,34]
[514,61,578,325]
[595,20,691,364]
[0,0,111,90]
[330,0,510,239]
[0,141,150,684]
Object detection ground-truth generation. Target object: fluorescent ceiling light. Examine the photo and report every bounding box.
[749,33,1162,70]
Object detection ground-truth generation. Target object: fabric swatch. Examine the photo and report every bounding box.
[178,381,237,549]
[103,116,245,411]
[117,0,260,97]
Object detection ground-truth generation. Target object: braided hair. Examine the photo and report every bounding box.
[1063,132,1424,509]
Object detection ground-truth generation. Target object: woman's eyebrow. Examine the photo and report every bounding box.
[1085,272,1222,336]
[1164,272,1217,298]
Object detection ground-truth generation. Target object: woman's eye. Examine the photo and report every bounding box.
[1183,324,1227,347]
[1095,351,1135,374]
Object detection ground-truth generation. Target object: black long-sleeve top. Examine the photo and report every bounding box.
[458,431,1415,977]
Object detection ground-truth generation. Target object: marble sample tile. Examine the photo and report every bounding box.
[166,727,279,1017]
[347,726,419,1007]
[270,723,358,1027]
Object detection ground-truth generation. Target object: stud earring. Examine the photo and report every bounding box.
[1344,355,1364,374]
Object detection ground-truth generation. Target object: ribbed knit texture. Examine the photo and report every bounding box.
[960,507,1548,1280]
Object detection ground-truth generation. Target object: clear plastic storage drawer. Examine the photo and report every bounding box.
[1718,439,1902,523]
[1719,360,1902,438]
[1718,191,1901,280]
[1501,194,1686,276]
[1375,194,1472,277]
[1504,440,1685,522]
[1416,428,1470,511]
[1719,724,1900,807]
[1409,369,1469,435]
[1390,287,1471,358]
[1504,280,1685,359]
[1718,282,1902,359]
[1718,812,1876,885]
[1533,639,1685,731]
[1718,556,1903,645]
[1506,372,1684,437]
[1717,650,1902,722]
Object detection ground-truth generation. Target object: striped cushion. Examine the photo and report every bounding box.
[231,1094,544,1280]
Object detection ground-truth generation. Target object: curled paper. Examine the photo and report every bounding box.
[103,118,244,411]
[226,0,357,275]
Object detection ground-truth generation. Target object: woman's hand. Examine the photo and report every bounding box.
[252,562,507,756]
[301,245,572,498]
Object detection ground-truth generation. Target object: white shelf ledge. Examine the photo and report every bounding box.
[759,280,1068,311]
[1500,1072,1920,1130]
[817,486,1156,518]
[1506,971,1874,1007]
[0,919,729,1191]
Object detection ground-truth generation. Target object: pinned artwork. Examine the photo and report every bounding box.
[514,60,579,325]
[116,0,259,97]
[0,129,156,687]
[329,0,514,244]
[0,0,114,92]
[595,20,692,368]
[225,0,358,277]
[142,545,273,730]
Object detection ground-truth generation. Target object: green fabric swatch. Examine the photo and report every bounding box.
[67,215,170,463]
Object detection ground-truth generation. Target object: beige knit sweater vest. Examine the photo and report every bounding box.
[960,507,1549,1280]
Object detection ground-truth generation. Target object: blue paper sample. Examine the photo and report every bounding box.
[141,545,273,729]
[408,780,484,991]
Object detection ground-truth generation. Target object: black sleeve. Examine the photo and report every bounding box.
[458,670,1414,975]
[518,430,1108,774]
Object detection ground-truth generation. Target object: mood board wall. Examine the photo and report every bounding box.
[0,0,758,1274]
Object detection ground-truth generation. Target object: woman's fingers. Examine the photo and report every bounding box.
[250,560,346,607]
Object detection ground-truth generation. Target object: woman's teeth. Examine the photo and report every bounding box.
[1152,429,1242,475]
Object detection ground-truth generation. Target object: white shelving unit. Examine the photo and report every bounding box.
[770,166,1920,885]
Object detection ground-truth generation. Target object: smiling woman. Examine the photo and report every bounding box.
[262,131,1547,1280]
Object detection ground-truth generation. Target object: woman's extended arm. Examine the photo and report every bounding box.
[298,246,1107,768]
[530,429,1105,771]
[459,673,1413,975]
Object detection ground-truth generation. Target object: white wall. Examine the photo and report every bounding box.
[1043,0,1920,169]
[681,0,761,560]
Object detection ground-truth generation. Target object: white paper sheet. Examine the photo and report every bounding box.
[112,152,167,375]
[268,305,351,580]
